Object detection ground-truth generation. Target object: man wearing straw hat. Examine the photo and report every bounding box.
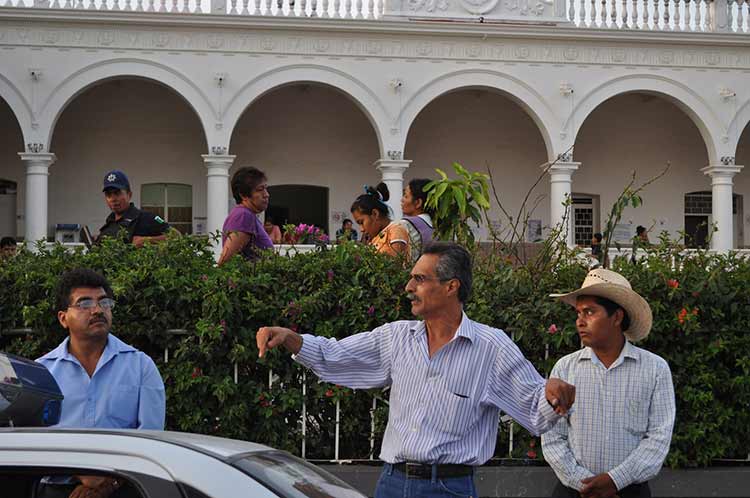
[542,269,676,498]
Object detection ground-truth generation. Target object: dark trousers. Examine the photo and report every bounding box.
[551,480,651,498]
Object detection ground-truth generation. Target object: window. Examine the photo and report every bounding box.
[141,184,192,235]
[571,195,600,246]
[233,450,363,498]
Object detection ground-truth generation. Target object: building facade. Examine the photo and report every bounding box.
[1,0,749,252]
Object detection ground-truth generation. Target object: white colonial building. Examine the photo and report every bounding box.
[1,0,749,252]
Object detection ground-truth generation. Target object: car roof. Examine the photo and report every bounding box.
[0,428,273,459]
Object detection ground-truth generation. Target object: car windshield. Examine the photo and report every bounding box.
[232,451,365,498]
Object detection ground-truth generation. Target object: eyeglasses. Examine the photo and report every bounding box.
[408,274,449,285]
[68,298,116,311]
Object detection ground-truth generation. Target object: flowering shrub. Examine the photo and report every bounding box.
[0,235,748,467]
[282,223,330,245]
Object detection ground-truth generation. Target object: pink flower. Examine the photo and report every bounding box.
[327,270,335,282]
[548,324,558,334]
[526,450,537,459]
[308,225,315,234]
[200,274,208,281]
[367,305,375,316]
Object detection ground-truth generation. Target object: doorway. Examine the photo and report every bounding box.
[0,179,17,238]
[266,185,329,235]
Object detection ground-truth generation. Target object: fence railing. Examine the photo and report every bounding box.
[1,0,749,33]
[567,0,750,33]
[0,0,386,19]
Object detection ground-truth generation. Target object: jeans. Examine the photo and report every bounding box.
[374,463,477,498]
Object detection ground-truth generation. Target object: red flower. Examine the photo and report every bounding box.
[529,440,536,448]
[548,324,558,335]
[367,305,375,316]
[692,291,701,298]
[527,450,537,459]
[667,279,679,289]
[191,367,202,378]
[260,400,270,408]
[325,389,334,398]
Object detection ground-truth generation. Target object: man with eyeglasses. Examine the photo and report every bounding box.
[36,268,165,497]
[37,268,165,429]
[257,241,576,498]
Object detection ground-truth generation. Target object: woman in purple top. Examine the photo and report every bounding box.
[218,166,274,265]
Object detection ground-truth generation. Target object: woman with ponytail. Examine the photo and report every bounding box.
[350,183,410,258]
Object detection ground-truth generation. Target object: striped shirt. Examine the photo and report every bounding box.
[294,313,559,465]
[541,341,675,491]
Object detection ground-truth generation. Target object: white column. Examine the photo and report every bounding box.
[202,154,235,257]
[374,157,411,220]
[701,162,743,252]
[547,161,580,247]
[19,152,56,245]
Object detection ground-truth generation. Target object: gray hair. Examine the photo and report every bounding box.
[422,241,472,303]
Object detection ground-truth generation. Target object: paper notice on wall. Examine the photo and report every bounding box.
[527,219,542,242]
[612,223,634,244]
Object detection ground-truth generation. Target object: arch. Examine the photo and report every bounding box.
[567,74,722,161]
[223,65,389,153]
[727,97,750,156]
[39,59,217,148]
[397,70,559,162]
[0,75,33,144]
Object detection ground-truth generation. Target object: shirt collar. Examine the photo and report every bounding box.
[40,334,135,362]
[578,340,639,366]
[409,311,475,344]
[106,203,138,223]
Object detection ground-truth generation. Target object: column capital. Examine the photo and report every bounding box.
[547,161,580,183]
[701,164,743,184]
[547,161,580,173]
[19,152,57,166]
[373,158,412,176]
[202,154,235,173]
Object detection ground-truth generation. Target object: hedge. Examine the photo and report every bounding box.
[1,235,748,467]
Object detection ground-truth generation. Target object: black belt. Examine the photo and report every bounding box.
[392,462,474,479]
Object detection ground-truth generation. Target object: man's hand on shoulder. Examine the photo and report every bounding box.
[580,473,618,498]
[545,378,575,415]
[257,326,303,358]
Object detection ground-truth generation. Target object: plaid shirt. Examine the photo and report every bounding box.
[541,341,675,491]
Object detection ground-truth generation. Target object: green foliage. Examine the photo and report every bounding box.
[424,163,491,245]
[1,235,748,467]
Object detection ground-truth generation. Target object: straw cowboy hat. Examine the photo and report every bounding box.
[550,268,653,342]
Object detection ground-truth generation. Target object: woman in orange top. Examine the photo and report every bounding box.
[350,183,410,258]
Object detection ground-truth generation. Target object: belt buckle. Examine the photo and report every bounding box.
[405,462,422,478]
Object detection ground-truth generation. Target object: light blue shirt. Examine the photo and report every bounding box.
[541,341,675,491]
[37,334,166,430]
[294,313,559,465]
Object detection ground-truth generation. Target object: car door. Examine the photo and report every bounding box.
[0,450,183,498]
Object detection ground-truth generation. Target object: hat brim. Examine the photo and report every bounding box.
[103,184,128,192]
[550,283,652,342]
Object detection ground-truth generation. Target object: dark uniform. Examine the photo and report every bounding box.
[97,203,170,244]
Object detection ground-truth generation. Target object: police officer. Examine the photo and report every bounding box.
[97,170,170,247]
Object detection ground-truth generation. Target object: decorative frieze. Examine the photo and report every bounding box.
[0,24,748,70]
